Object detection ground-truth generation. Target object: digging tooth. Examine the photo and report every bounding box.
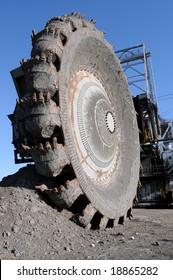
[32,92,37,102]
[29,146,36,152]
[52,137,57,149]
[24,96,30,104]
[38,92,44,104]
[22,98,27,104]
[72,203,97,228]
[45,141,51,150]
[21,144,30,150]
[20,58,26,65]
[31,29,37,39]
[35,55,40,61]
[38,143,44,151]
[47,53,53,64]
[40,52,46,62]
[45,179,83,209]
[48,27,54,35]
[35,184,48,192]
[54,28,59,38]
[45,91,51,104]
[64,179,83,207]
[19,99,24,105]
[17,97,30,106]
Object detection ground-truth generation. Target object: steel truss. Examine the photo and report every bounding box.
[116,43,173,205]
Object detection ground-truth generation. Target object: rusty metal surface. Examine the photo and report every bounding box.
[68,70,118,183]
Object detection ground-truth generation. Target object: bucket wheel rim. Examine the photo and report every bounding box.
[59,28,140,219]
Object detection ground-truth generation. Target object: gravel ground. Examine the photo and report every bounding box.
[0,166,173,260]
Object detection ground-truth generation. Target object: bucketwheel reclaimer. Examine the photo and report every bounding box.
[10,13,140,229]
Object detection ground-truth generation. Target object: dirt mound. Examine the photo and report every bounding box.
[0,166,173,260]
[0,166,91,259]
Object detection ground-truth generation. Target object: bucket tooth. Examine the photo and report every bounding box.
[38,143,44,151]
[52,137,57,150]
[45,141,51,150]
[32,92,37,102]
[72,203,97,228]
[38,92,44,104]
[64,179,83,207]
[31,29,37,38]
[30,143,70,177]
[21,144,30,151]
[35,184,48,192]
[20,58,26,65]
[45,91,51,104]
[45,179,83,209]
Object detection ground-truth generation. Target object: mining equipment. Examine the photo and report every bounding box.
[9,13,173,228]
[8,13,140,229]
[116,43,173,206]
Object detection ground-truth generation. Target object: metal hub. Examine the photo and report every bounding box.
[105,111,116,133]
[69,71,118,183]
[95,100,116,147]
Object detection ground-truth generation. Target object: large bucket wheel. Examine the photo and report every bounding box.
[11,13,140,229]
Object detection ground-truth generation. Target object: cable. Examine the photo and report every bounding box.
[157,96,173,102]
[157,93,173,99]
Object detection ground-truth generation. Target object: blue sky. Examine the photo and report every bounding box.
[1,0,173,179]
